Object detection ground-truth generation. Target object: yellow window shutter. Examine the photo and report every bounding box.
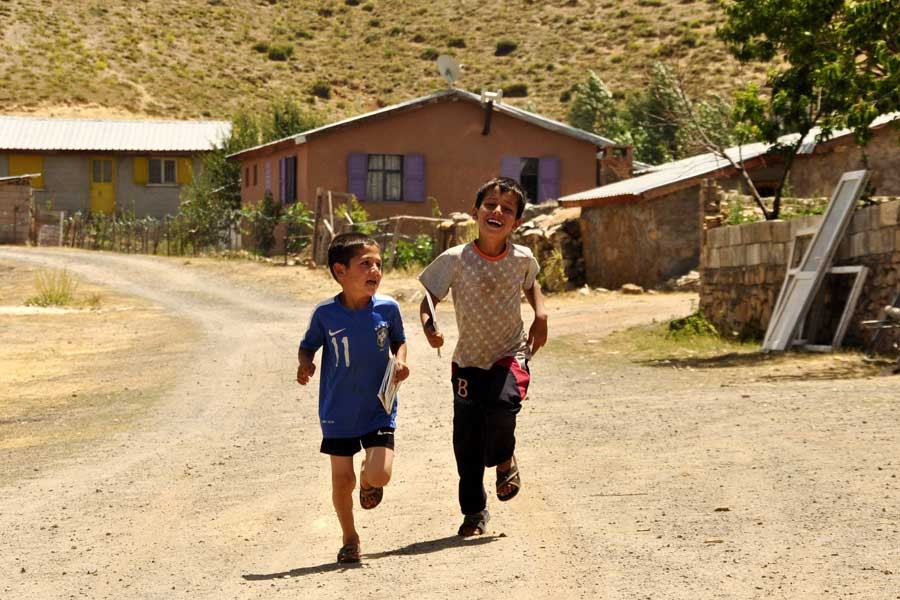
[177,158,193,185]
[133,157,148,184]
[9,154,44,189]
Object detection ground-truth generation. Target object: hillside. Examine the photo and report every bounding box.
[0,0,766,125]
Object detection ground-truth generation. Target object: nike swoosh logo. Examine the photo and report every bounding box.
[328,328,346,336]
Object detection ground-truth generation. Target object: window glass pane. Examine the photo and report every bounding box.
[92,160,102,183]
[367,172,384,202]
[368,154,383,170]
[386,172,402,201]
[103,160,112,182]
[164,159,176,183]
[384,155,401,171]
[149,159,161,184]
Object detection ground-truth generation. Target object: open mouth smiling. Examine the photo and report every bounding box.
[486,217,504,228]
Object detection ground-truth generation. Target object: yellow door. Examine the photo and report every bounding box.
[89,157,115,214]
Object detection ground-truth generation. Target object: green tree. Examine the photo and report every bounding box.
[718,0,900,218]
[567,71,629,141]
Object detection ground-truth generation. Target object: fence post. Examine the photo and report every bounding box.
[59,211,64,246]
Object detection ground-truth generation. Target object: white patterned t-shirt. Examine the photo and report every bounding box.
[419,242,540,370]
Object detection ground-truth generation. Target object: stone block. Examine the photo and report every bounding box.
[770,220,792,243]
[879,201,900,227]
[725,225,742,246]
[790,215,821,236]
[730,245,747,266]
[706,226,726,248]
[746,243,764,265]
[849,232,867,257]
[769,243,787,265]
[745,222,773,244]
[849,207,873,233]
[869,228,895,255]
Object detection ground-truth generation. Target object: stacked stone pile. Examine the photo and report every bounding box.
[513,206,584,292]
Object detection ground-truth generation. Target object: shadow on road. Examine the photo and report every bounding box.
[242,534,500,580]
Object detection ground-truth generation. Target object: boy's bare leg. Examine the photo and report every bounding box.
[330,456,359,546]
[360,446,394,489]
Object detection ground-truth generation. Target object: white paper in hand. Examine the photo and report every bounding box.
[377,353,402,414]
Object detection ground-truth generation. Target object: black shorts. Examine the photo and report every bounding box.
[451,355,530,408]
[320,427,395,457]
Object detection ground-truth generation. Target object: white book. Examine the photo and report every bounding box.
[377,353,402,414]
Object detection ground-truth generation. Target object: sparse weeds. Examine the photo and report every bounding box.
[24,269,100,308]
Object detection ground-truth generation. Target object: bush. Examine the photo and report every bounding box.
[667,311,718,340]
[420,47,439,60]
[282,202,314,253]
[252,40,269,53]
[242,191,281,256]
[310,80,331,99]
[389,234,434,270]
[267,43,294,61]
[448,37,466,48]
[502,83,528,97]
[495,40,518,56]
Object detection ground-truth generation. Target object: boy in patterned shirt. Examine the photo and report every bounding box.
[297,232,409,563]
[418,176,548,537]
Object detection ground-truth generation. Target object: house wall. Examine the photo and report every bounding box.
[700,199,900,351]
[789,125,900,198]
[1,153,201,217]
[238,99,599,219]
[579,185,702,289]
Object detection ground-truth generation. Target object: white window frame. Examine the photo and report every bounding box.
[148,157,178,186]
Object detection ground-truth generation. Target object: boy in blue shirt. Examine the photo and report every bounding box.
[418,177,548,537]
[297,232,409,564]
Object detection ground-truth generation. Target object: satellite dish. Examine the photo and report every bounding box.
[436,55,461,88]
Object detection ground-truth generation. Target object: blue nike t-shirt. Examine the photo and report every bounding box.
[299,294,405,438]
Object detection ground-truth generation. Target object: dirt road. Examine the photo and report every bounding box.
[1,247,898,599]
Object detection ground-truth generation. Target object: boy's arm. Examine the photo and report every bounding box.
[390,340,410,382]
[524,281,548,355]
[419,293,444,349]
[297,347,317,385]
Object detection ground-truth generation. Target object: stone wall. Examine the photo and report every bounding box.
[700,198,900,352]
[578,184,713,289]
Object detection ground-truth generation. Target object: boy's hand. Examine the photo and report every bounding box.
[296,361,316,385]
[393,359,410,384]
[527,315,548,355]
[424,326,444,349]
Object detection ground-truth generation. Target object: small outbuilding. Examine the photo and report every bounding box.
[0,116,230,217]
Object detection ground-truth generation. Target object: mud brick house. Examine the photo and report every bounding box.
[0,116,230,217]
[560,115,900,290]
[227,88,619,220]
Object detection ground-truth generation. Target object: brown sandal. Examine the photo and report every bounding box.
[337,543,361,564]
[458,509,490,537]
[496,455,521,502]
[359,484,383,510]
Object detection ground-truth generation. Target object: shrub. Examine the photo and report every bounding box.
[667,311,718,340]
[25,269,78,307]
[389,234,434,270]
[242,191,281,256]
[282,202,314,253]
[411,33,426,43]
[502,83,528,97]
[310,80,331,99]
[344,0,360,5]
[368,18,381,27]
[495,40,518,56]
[252,40,269,53]
[448,37,466,48]
[267,43,294,61]
[420,47,439,60]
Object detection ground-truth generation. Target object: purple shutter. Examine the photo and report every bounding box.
[403,154,425,202]
[537,156,560,203]
[500,155,520,181]
[278,158,286,204]
[347,152,368,200]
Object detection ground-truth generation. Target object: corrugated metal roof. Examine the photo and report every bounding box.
[560,142,772,204]
[0,116,231,152]
[0,173,40,183]
[560,113,900,205]
[228,88,615,159]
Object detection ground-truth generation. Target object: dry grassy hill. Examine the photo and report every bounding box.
[0,0,767,125]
